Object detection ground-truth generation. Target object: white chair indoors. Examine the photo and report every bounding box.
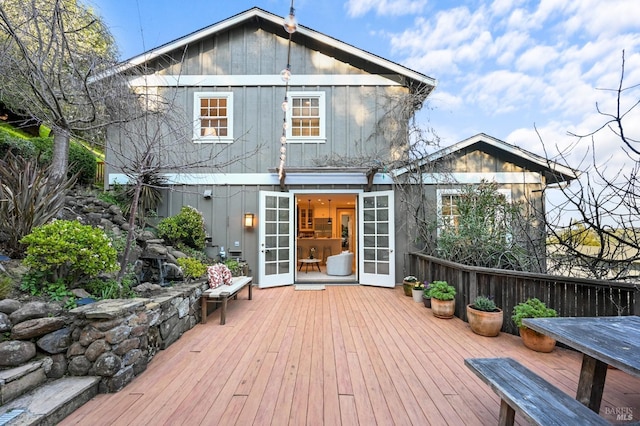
[326,252,353,276]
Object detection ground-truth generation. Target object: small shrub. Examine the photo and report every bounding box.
[224,259,245,276]
[20,220,119,287]
[68,143,97,185]
[157,206,206,250]
[176,257,208,280]
[428,280,456,301]
[471,296,498,312]
[511,298,557,329]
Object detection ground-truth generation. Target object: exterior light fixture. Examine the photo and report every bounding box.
[278,0,297,183]
[283,3,297,34]
[244,213,255,228]
[327,199,332,225]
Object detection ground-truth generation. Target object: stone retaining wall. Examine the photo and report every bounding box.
[0,280,209,393]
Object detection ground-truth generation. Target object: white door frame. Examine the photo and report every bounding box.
[358,190,396,287]
[258,191,294,288]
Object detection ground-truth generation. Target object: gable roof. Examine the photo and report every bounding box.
[397,133,580,184]
[110,7,436,95]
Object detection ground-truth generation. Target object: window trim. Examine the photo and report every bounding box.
[193,92,234,144]
[436,187,511,236]
[285,91,326,143]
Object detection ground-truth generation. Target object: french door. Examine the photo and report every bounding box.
[358,190,395,287]
[258,191,294,288]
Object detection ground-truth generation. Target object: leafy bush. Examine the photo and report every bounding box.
[428,280,456,301]
[224,259,245,276]
[20,220,119,287]
[0,274,12,299]
[511,298,557,328]
[0,133,36,158]
[176,257,208,280]
[157,206,206,250]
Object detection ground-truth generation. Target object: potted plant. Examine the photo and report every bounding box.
[429,281,456,318]
[411,281,425,303]
[422,282,431,308]
[402,275,418,297]
[466,296,503,337]
[512,298,558,352]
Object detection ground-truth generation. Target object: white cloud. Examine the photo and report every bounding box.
[345,0,427,17]
[515,45,559,73]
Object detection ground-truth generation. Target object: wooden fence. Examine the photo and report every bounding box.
[408,252,639,335]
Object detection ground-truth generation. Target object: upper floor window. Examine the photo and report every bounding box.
[194,92,233,143]
[286,91,326,142]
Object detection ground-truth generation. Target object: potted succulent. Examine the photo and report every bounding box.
[429,281,456,319]
[411,281,425,303]
[402,275,418,297]
[512,298,558,352]
[422,282,431,308]
[466,296,503,337]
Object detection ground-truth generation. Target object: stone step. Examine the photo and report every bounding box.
[0,376,100,426]
[0,361,48,406]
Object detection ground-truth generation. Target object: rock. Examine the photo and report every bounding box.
[122,348,142,367]
[9,301,49,323]
[92,352,122,376]
[105,325,131,345]
[114,338,140,356]
[11,317,66,339]
[79,326,104,346]
[67,342,86,357]
[0,298,22,314]
[85,339,111,362]
[0,340,36,366]
[0,312,12,332]
[37,327,72,354]
[71,288,93,299]
[133,283,162,293]
[144,243,168,257]
[68,356,92,376]
[48,353,67,378]
[100,365,134,393]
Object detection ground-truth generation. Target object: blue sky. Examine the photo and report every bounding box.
[94,0,640,177]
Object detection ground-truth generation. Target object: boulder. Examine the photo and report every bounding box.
[9,301,49,323]
[85,339,111,362]
[0,298,21,314]
[92,352,122,376]
[48,353,67,378]
[37,327,72,354]
[68,356,92,376]
[0,340,36,366]
[0,312,12,332]
[11,317,66,340]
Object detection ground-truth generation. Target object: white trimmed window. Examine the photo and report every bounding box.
[436,187,511,235]
[286,91,326,142]
[194,92,233,143]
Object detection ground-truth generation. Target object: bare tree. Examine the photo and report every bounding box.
[543,51,640,281]
[0,0,120,182]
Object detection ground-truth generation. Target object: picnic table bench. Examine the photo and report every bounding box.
[465,357,610,426]
[200,276,253,325]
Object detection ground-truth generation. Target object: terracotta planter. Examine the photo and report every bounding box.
[402,281,414,297]
[431,299,455,319]
[412,288,423,302]
[466,305,503,337]
[519,327,556,352]
[423,296,431,308]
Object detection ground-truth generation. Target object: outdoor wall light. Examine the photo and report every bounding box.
[244,213,255,228]
[203,190,212,199]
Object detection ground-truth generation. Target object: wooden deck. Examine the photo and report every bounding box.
[61,285,640,425]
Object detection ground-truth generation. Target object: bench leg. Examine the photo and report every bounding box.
[220,292,230,325]
[201,296,208,324]
[498,399,515,426]
[577,354,608,412]
[248,283,253,300]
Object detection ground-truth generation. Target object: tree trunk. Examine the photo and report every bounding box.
[50,128,70,183]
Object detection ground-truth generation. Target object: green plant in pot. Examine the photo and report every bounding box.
[411,280,425,303]
[429,280,456,319]
[402,275,417,297]
[466,296,503,337]
[422,282,431,308]
[512,298,558,352]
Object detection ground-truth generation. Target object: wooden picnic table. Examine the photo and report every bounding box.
[522,315,640,413]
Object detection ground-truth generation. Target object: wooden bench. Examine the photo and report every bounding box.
[465,357,610,426]
[200,276,253,325]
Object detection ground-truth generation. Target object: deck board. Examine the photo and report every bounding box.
[60,285,640,425]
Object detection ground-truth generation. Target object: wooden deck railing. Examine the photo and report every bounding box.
[408,252,639,335]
